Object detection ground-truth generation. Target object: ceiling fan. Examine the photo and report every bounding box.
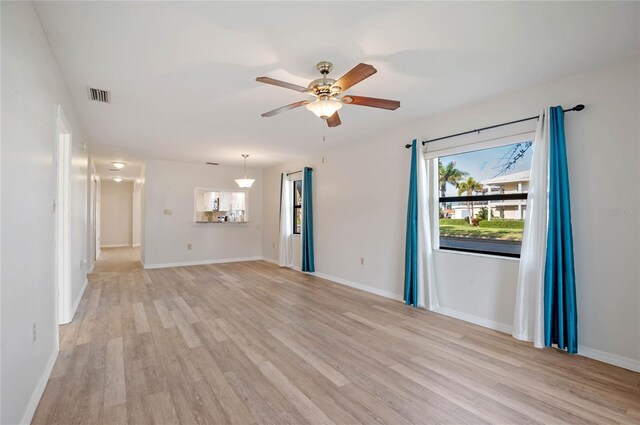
[256,61,400,128]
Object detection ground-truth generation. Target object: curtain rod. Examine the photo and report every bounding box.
[286,168,312,176]
[404,104,585,149]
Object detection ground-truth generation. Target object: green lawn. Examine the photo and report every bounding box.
[440,224,523,241]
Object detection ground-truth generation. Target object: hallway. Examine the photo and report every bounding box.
[92,247,142,275]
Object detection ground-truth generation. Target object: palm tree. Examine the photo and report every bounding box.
[457,177,485,221]
[438,161,468,197]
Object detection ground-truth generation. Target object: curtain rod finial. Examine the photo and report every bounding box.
[574,104,585,111]
[405,143,412,149]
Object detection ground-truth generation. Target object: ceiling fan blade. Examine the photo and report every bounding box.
[332,63,377,92]
[343,95,400,110]
[326,111,341,128]
[256,77,308,93]
[261,100,309,117]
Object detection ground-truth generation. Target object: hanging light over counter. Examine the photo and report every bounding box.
[235,154,255,188]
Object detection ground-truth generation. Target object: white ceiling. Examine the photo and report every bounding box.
[35,1,639,169]
[92,155,143,182]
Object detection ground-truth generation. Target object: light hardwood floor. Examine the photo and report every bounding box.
[33,247,640,424]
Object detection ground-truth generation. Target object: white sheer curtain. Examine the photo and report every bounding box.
[278,175,292,267]
[513,109,550,347]
[417,147,439,310]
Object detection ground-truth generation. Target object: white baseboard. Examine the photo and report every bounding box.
[578,345,640,372]
[60,276,88,325]
[19,347,59,425]
[432,306,514,334]
[311,271,404,302]
[100,244,130,248]
[191,256,640,373]
[431,306,640,372]
[260,256,279,265]
[143,256,263,269]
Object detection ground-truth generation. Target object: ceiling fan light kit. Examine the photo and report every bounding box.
[306,96,343,119]
[235,154,255,188]
[256,61,400,127]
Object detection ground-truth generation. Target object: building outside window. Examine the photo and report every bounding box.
[437,140,533,257]
[293,180,302,234]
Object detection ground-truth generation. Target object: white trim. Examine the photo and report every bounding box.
[143,256,263,269]
[63,277,89,324]
[177,256,640,372]
[578,345,640,372]
[425,130,537,158]
[100,244,131,248]
[132,243,140,247]
[311,271,404,301]
[19,347,59,425]
[431,305,640,372]
[434,248,520,262]
[432,306,514,334]
[55,106,72,326]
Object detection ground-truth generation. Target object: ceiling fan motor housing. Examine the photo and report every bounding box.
[308,61,342,96]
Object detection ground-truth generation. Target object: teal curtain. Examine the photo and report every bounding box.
[302,167,315,272]
[544,106,578,353]
[404,140,418,306]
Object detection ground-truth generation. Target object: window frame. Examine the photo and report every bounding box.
[433,133,535,259]
[292,180,302,235]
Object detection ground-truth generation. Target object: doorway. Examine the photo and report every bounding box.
[56,107,72,325]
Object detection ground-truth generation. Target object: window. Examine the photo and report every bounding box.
[437,141,533,257]
[293,180,302,234]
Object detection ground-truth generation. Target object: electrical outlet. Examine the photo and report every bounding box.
[187,243,192,250]
[32,322,37,343]
[360,257,365,265]
[272,242,276,248]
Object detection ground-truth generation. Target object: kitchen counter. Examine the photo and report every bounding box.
[194,221,249,224]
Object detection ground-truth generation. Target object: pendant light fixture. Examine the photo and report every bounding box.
[235,154,255,188]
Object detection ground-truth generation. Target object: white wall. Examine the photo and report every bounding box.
[143,160,262,267]
[100,180,133,247]
[263,57,640,369]
[1,2,90,424]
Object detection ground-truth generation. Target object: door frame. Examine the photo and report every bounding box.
[55,106,73,325]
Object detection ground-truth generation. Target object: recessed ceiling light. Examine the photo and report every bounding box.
[112,162,126,169]
[113,177,123,183]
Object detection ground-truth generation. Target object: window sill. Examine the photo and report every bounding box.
[434,248,520,262]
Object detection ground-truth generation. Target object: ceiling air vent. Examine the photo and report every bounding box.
[88,87,110,103]
[206,162,220,166]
